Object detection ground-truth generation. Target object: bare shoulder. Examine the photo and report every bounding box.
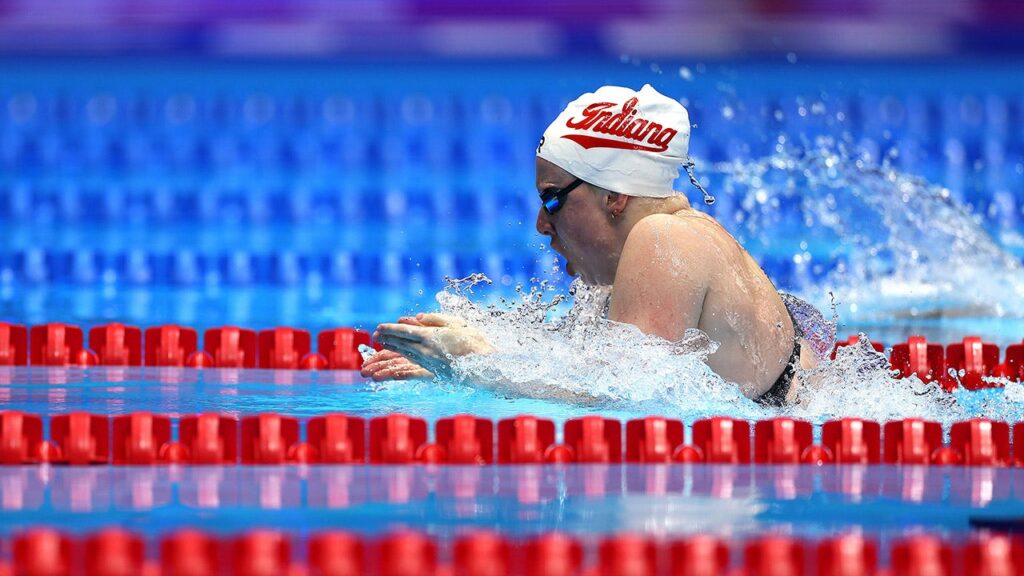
[611,211,714,338]
[622,211,725,265]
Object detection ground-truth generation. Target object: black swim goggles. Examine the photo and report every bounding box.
[539,178,585,215]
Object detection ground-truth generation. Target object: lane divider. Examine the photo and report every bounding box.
[2,322,1022,390]
[0,412,1018,467]
[4,528,1020,575]
[0,322,376,370]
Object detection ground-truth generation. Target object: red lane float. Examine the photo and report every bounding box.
[1,530,1022,575]
[597,534,658,576]
[258,327,312,369]
[178,413,238,465]
[205,326,257,369]
[890,335,945,386]
[626,416,684,463]
[241,414,301,464]
[821,418,881,464]
[497,415,556,464]
[320,328,374,370]
[160,530,219,576]
[84,529,146,576]
[946,336,1001,390]
[379,531,437,576]
[524,533,583,576]
[12,529,72,576]
[435,414,494,464]
[1005,339,1024,381]
[691,417,750,464]
[369,414,428,464]
[453,531,512,576]
[949,418,1011,467]
[309,531,365,576]
[112,412,172,465]
[0,411,45,464]
[817,534,877,576]
[883,418,942,465]
[0,321,29,365]
[670,536,730,576]
[89,323,143,366]
[0,411,1022,467]
[30,323,86,367]
[5,321,374,370]
[306,414,366,464]
[145,325,198,367]
[744,535,805,576]
[563,416,622,463]
[754,417,814,464]
[832,335,885,359]
[49,412,109,465]
[15,323,1024,388]
[890,535,953,576]
[233,530,293,576]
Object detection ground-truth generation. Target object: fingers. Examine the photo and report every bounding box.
[397,316,425,326]
[361,350,433,381]
[361,351,424,376]
[375,323,429,343]
[415,313,467,328]
[360,349,402,374]
[372,366,433,381]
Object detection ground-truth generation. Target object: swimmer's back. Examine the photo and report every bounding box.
[609,205,802,398]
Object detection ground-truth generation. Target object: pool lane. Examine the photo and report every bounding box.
[0,465,1020,541]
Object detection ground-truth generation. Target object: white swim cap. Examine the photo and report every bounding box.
[537,84,690,199]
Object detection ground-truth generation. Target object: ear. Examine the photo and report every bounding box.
[606,191,629,217]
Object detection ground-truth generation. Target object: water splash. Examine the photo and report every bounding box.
[710,140,1024,321]
[388,276,1024,426]
[432,275,759,417]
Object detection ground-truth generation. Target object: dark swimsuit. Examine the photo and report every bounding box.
[754,338,800,407]
[753,292,807,407]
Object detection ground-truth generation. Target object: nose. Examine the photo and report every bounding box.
[535,207,555,237]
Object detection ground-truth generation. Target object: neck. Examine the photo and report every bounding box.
[614,194,691,244]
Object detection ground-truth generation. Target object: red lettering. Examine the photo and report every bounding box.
[560,97,677,153]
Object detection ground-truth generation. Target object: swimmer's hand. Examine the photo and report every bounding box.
[373,313,495,380]
[360,349,434,381]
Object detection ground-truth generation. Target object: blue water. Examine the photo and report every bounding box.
[2,465,1021,541]
[3,58,1024,340]
[3,57,1024,541]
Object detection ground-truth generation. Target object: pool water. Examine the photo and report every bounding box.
[3,56,1024,570]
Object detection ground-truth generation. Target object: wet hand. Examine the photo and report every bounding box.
[360,349,434,381]
[373,313,494,379]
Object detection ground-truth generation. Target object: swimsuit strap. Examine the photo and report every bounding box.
[754,339,800,407]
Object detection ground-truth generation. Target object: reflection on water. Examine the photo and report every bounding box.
[0,465,1020,538]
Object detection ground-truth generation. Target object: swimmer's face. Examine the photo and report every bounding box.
[535,157,619,285]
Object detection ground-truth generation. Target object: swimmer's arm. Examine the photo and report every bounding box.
[374,315,602,404]
[607,215,710,340]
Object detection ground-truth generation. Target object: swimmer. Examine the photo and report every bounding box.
[365,84,831,405]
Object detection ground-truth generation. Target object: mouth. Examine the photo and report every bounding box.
[548,241,575,276]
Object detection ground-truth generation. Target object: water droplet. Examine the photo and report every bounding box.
[685,160,716,206]
[678,66,694,81]
[786,52,798,64]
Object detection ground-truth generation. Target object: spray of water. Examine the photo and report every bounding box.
[712,139,1024,320]
[418,274,1024,425]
